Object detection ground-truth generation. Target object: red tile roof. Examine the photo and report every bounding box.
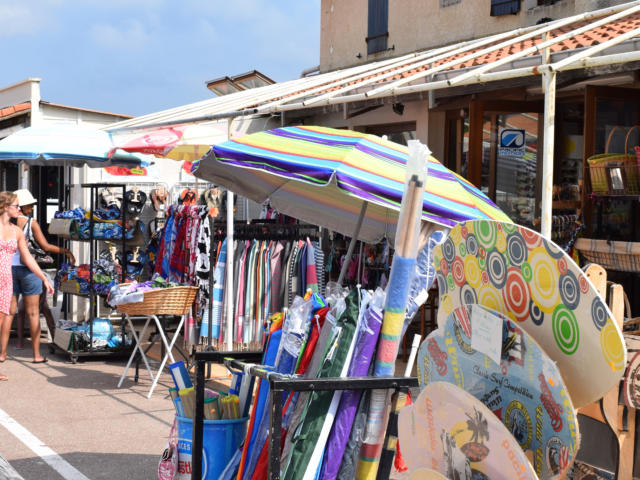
[286,10,640,99]
[0,102,30,120]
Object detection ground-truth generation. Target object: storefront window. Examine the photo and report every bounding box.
[481,112,539,227]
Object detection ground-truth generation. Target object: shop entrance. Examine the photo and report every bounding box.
[467,100,543,230]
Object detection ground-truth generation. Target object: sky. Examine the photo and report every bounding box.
[1,0,320,117]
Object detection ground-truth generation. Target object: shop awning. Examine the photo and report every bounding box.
[105,0,640,133]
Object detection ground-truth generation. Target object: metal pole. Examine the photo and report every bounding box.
[540,70,556,239]
[225,117,236,351]
[191,359,206,480]
[337,201,368,286]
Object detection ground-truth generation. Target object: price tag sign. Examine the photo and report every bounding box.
[470,305,503,365]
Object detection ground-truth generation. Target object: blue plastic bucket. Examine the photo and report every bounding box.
[175,415,248,480]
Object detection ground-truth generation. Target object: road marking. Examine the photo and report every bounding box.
[0,407,90,480]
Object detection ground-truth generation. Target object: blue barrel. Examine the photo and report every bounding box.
[175,415,248,480]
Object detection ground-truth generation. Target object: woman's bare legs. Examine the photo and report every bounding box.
[0,311,12,362]
[22,294,44,362]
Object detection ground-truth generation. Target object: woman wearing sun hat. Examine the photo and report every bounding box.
[0,191,54,376]
[4,189,73,363]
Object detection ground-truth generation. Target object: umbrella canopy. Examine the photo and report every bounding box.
[192,125,510,244]
[109,121,228,162]
[0,124,144,168]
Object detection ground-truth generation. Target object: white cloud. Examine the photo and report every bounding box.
[90,19,151,50]
[0,4,46,36]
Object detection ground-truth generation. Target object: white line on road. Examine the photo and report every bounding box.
[0,407,90,480]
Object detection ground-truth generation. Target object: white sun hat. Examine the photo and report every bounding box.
[14,189,37,206]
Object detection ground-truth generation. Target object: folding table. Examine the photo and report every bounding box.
[114,285,198,398]
[117,313,186,398]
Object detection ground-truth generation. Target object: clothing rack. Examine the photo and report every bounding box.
[211,222,320,241]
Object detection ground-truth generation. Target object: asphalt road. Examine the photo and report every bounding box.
[0,338,183,480]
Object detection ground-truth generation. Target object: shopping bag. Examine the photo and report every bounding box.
[158,418,178,480]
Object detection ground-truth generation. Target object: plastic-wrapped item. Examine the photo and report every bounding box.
[404,229,448,328]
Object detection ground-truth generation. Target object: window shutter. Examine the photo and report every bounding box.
[490,0,521,16]
[367,0,388,55]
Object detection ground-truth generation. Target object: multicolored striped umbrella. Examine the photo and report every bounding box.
[192,126,510,244]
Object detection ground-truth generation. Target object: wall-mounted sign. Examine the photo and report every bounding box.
[499,128,526,158]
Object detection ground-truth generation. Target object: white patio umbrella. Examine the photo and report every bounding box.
[0,124,145,167]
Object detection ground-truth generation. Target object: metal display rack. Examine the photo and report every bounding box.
[53,183,134,363]
[191,351,419,480]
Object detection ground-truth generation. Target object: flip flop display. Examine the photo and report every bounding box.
[432,219,626,408]
[417,304,579,479]
[398,382,537,480]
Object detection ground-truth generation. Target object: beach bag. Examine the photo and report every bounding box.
[26,218,54,265]
[158,418,178,480]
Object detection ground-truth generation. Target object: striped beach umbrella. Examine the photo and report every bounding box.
[192,126,510,245]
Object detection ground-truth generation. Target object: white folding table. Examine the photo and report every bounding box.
[117,313,186,398]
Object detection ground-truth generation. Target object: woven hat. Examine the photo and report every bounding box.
[14,189,37,206]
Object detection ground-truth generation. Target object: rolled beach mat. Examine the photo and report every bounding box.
[432,219,626,408]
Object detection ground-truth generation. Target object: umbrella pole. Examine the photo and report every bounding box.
[337,201,368,286]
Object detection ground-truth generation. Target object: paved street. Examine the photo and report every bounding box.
[0,334,417,480]
[0,338,186,480]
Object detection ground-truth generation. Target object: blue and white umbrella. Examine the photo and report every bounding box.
[0,124,145,167]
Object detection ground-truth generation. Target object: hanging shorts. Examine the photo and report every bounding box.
[12,266,42,296]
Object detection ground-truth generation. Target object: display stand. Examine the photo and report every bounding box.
[576,263,637,479]
[53,183,135,363]
[116,285,198,398]
[191,351,419,480]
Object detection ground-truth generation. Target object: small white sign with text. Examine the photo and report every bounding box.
[470,305,503,365]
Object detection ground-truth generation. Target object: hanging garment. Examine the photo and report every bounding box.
[305,239,318,294]
[233,240,247,344]
[314,242,326,296]
[280,241,292,308]
[244,240,259,345]
[297,242,307,297]
[208,237,227,340]
[269,241,286,315]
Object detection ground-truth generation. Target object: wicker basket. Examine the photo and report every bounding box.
[588,126,640,195]
[575,238,640,273]
[116,286,198,315]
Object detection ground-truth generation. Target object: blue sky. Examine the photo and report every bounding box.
[1,0,320,117]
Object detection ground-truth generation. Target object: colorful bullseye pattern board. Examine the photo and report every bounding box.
[432,219,626,408]
[398,382,537,480]
[417,304,578,479]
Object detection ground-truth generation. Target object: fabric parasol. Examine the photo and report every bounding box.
[109,121,228,162]
[192,125,510,245]
[0,124,145,168]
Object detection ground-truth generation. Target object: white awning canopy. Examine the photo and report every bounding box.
[106,0,640,133]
